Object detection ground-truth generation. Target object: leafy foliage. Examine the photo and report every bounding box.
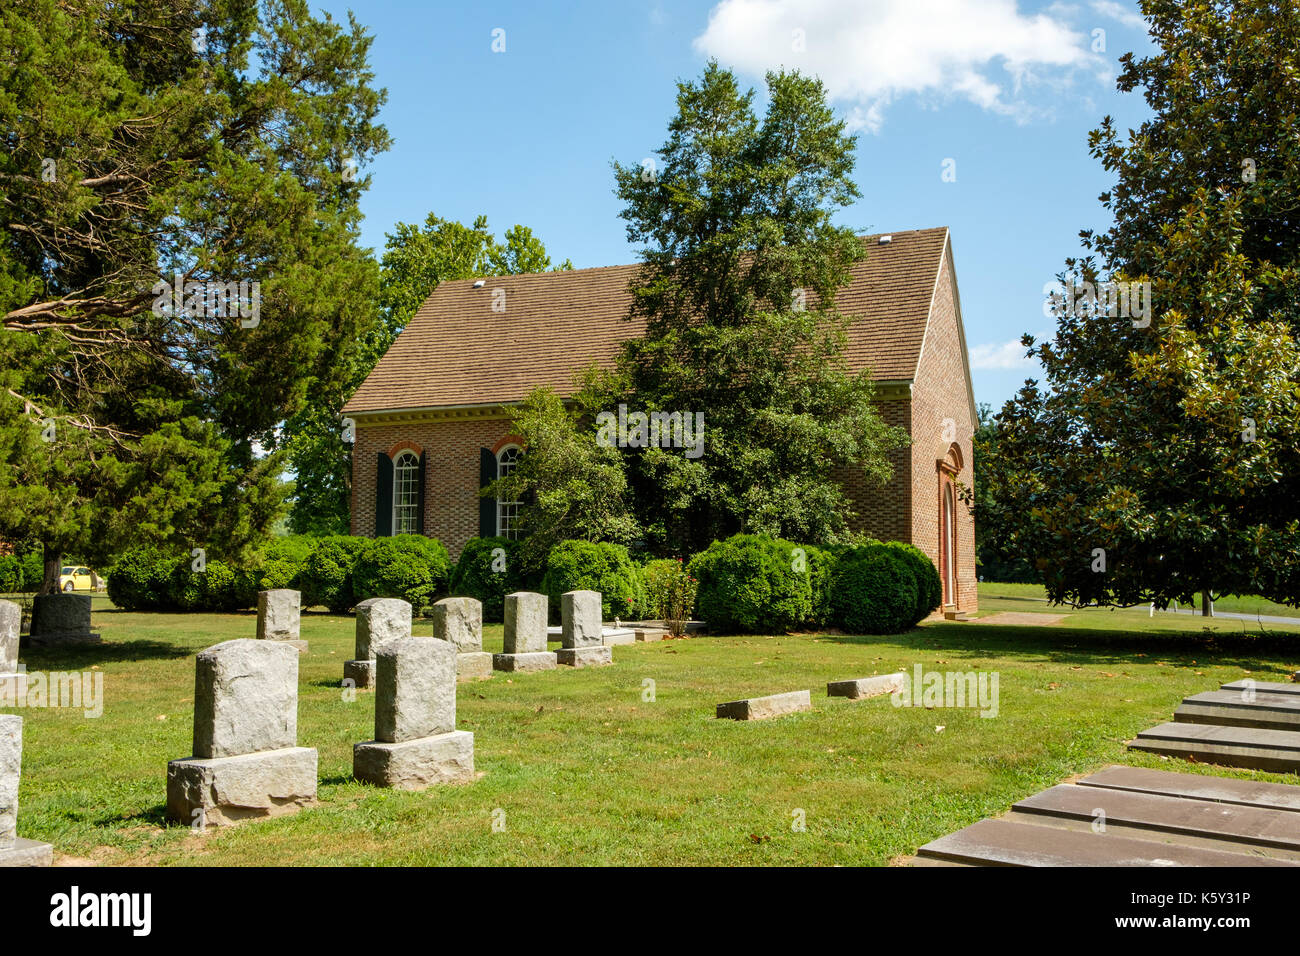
[978,1,1300,608]
[351,534,450,614]
[688,534,816,635]
[540,540,646,621]
[448,536,531,623]
[642,558,698,636]
[829,545,918,635]
[299,536,368,612]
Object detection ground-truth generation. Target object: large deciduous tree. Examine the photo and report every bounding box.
[980,0,1300,610]
[0,0,389,588]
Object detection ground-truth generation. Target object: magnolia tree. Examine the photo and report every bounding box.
[977,0,1300,610]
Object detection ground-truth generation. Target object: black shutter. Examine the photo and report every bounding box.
[375,452,393,537]
[416,451,427,535]
[479,448,496,537]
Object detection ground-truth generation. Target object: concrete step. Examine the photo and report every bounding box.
[915,817,1296,867]
[1008,784,1300,857]
[1221,679,1300,697]
[1076,765,1300,813]
[1175,690,1300,732]
[1129,721,1300,773]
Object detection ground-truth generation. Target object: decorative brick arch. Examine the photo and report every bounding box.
[490,434,525,455]
[386,440,423,459]
[936,442,964,607]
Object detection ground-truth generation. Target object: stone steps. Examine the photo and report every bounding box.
[1129,721,1300,773]
[1174,690,1300,731]
[913,765,1300,867]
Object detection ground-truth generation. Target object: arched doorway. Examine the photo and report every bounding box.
[937,443,964,607]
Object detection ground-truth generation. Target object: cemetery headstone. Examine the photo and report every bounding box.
[343,598,411,689]
[0,715,52,865]
[28,593,100,646]
[557,590,612,668]
[0,601,25,701]
[256,589,307,653]
[354,638,474,789]
[493,592,557,672]
[432,597,492,680]
[166,639,317,827]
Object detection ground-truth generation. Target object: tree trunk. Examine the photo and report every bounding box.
[1201,590,1214,617]
[40,547,61,595]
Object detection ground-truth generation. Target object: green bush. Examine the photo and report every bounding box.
[541,540,646,621]
[107,546,182,611]
[688,534,814,634]
[0,555,23,593]
[883,541,943,625]
[642,558,698,635]
[449,537,530,623]
[830,544,919,635]
[801,544,836,627]
[352,535,451,614]
[299,536,368,612]
[250,535,315,591]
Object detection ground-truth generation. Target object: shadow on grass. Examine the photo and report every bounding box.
[817,622,1295,671]
[17,639,195,667]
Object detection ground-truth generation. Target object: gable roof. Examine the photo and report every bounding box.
[343,227,950,416]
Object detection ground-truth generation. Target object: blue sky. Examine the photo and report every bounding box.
[311,0,1157,410]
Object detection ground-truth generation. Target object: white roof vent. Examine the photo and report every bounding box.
[877,235,892,244]
[472,279,486,288]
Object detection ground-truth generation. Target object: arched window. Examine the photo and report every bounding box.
[392,450,420,534]
[496,445,523,539]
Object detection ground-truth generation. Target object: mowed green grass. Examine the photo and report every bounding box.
[7,584,1298,866]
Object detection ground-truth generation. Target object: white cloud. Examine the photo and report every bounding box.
[694,0,1103,132]
[969,339,1036,370]
[1089,0,1146,30]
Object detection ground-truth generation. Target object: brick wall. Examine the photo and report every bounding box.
[908,247,977,610]
[834,398,911,543]
[351,416,515,560]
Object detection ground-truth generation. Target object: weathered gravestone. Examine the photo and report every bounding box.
[0,601,25,701]
[557,590,612,668]
[256,589,307,653]
[166,639,317,827]
[827,673,906,700]
[493,592,557,672]
[716,689,812,721]
[343,598,411,689]
[354,638,474,789]
[28,593,100,646]
[0,715,52,866]
[432,597,492,680]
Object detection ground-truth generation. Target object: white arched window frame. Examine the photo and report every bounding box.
[496,445,523,539]
[392,450,420,534]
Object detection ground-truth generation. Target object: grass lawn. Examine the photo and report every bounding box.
[7,583,1298,866]
[980,581,1300,619]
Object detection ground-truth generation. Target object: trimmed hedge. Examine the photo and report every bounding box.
[448,537,529,623]
[688,534,815,635]
[541,540,646,621]
[107,546,181,611]
[251,535,315,592]
[352,534,451,614]
[829,544,918,635]
[299,536,368,612]
[883,541,943,624]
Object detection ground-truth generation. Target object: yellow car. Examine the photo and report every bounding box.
[58,566,98,592]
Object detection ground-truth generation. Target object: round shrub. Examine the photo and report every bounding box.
[688,534,814,635]
[107,546,181,611]
[352,535,451,614]
[299,536,367,612]
[830,545,919,635]
[883,541,942,625]
[801,544,836,627]
[250,536,314,591]
[540,540,646,621]
[0,555,23,593]
[449,537,528,623]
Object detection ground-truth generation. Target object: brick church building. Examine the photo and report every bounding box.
[343,227,978,612]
